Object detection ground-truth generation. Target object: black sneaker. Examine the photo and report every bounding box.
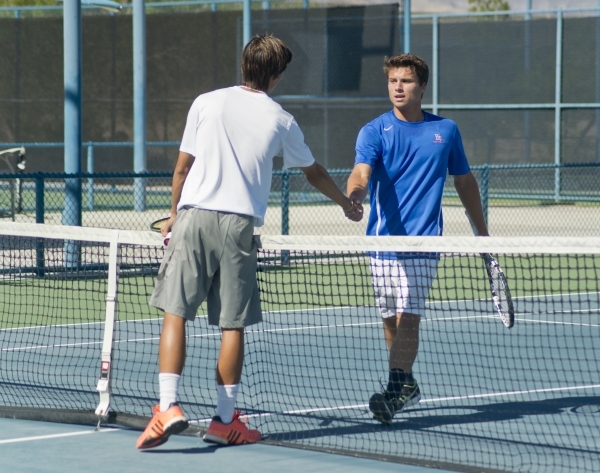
[369,391,400,425]
[402,379,421,407]
[369,379,421,425]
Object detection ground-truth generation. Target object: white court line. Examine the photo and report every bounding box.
[189,383,600,424]
[2,330,221,352]
[512,291,600,301]
[4,289,599,334]
[423,383,600,403]
[3,322,374,352]
[2,340,103,352]
[6,309,599,352]
[248,321,380,335]
[516,318,600,328]
[0,428,118,445]
[4,297,598,352]
[0,317,165,332]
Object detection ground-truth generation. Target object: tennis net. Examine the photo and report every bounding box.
[1,222,599,473]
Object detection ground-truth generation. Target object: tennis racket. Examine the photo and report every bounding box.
[465,211,515,328]
[150,217,172,246]
[480,252,515,328]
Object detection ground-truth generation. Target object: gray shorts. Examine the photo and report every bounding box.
[149,207,262,328]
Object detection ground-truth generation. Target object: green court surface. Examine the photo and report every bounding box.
[2,253,599,328]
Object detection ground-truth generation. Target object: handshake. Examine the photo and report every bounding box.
[343,199,364,222]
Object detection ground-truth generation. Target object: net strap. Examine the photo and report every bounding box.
[95,231,120,420]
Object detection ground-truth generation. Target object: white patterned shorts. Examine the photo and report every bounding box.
[369,257,439,318]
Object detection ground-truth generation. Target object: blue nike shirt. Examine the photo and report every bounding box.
[355,110,470,237]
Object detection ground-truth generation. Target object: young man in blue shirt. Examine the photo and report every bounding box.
[346,54,489,425]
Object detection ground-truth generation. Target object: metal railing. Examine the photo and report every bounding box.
[1,163,599,236]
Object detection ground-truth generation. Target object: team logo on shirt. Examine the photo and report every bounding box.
[433,133,445,144]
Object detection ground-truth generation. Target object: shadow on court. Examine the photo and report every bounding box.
[266,395,600,453]
[142,446,220,454]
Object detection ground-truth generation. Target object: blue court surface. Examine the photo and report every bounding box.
[2,290,600,472]
[0,417,450,473]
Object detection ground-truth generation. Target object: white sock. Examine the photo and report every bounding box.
[159,373,180,412]
[215,384,239,424]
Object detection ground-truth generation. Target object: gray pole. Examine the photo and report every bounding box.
[87,144,94,211]
[596,0,600,163]
[432,14,438,115]
[63,0,82,228]
[403,0,411,53]
[554,10,563,202]
[243,0,251,46]
[133,0,147,212]
[63,0,83,268]
[524,0,532,162]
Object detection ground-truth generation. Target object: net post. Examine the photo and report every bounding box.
[95,231,120,424]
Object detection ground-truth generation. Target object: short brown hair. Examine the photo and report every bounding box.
[383,54,429,85]
[241,34,293,92]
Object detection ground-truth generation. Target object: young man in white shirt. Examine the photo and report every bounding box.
[136,34,363,449]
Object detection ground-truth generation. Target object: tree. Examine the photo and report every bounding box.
[468,0,511,12]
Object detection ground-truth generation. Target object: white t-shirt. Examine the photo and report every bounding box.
[178,86,315,226]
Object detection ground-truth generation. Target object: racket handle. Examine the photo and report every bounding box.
[163,232,171,247]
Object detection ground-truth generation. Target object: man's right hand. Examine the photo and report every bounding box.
[161,215,177,237]
[344,199,364,222]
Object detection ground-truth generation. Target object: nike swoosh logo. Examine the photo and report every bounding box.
[384,126,393,131]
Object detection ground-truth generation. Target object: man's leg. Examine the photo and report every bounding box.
[216,328,244,384]
[388,311,421,403]
[203,212,261,445]
[159,312,187,374]
[370,313,421,424]
[214,328,244,424]
[158,313,187,411]
[370,257,436,424]
[136,312,189,449]
[203,327,261,445]
[388,312,420,373]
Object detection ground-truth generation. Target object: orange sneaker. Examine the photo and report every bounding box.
[202,410,262,445]
[136,403,189,449]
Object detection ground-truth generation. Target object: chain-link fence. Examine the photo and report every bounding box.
[1,163,599,236]
[1,4,600,236]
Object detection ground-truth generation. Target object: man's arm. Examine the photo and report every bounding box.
[162,151,195,236]
[453,171,489,236]
[346,163,372,205]
[300,162,363,222]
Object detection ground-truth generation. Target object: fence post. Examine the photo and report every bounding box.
[35,174,45,277]
[403,0,411,53]
[87,144,94,211]
[554,10,563,203]
[281,169,290,236]
[481,165,489,225]
[134,0,147,213]
[281,169,290,265]
[432,14,439,116]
